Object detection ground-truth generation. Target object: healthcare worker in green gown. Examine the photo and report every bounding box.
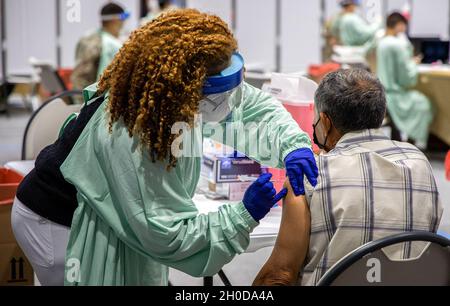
[72,2,129,92]
[62,9,318,286]
[332,0,382,47]
[96,4,130,79]
[377,12,433,145]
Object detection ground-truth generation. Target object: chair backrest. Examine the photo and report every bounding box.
[317,232,450,286]
[22,92,83,160]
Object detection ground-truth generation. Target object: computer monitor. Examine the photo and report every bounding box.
[410,37,450,64]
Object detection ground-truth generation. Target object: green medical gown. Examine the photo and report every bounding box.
[61,82,311,285]
[377,36,433,143]
[338,13,380,47]
[96,31,122,79]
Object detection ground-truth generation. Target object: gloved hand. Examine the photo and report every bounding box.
[243,173,288,222]
[285,148,319,196]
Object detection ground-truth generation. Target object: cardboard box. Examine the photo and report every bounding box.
[0,204,16,245]
[0,243,34,286]
[0,203,34,286]
[201,154,261,184]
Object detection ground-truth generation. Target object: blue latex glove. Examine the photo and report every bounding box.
[243,173,288,222]
[285,148,319,196]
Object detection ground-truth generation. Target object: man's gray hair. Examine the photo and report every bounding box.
[315,69,387,134]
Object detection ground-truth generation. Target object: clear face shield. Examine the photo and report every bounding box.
[199,53,245,123]
[101,11,131,40]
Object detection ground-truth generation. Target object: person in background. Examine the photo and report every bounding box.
[332,0,381,47]
[254,69,442,286]
[377,12,433,147]
[71,2,129,92]
[140,0,176,25]
[12,9,317,286]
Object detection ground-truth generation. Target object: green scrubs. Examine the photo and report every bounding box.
[97,31,122,79]
[377,35,433,143]
[338,13,381,47]
[61,82,311,285]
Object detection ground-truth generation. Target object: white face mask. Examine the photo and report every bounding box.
[199,84,244,123]
[199,91,233,123]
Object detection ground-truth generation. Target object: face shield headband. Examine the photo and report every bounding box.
[199,53,245,123]
[101,11,131,21]
[339,0,362,7]
[202,53,245,95]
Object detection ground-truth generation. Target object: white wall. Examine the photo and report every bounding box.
[5,0,57,75]
[362,0,383,23]
[280,0,321,73]
[186,0,233,26]
[385,0,409,14]
[60,0,140,68]
[235,0,277,71]
[2,0,450,75]
[384,0,450,40]
[410,0,449,40]
[187,0,277,72]
[324,0,341,21]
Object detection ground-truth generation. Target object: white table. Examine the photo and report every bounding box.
[194,194,281,253]
[194,194,281,285]
[418,64,450,73]
[5,161,36,176]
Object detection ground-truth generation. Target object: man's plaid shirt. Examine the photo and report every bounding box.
[301,129,443,286]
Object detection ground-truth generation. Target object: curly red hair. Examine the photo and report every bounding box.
[97,9,237,168]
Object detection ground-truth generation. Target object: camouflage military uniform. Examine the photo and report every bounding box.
[71,31,102,93]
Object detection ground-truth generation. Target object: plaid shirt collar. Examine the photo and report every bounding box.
[333,129,390,151]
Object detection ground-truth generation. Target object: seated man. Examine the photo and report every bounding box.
[254,69,443,286]
[377,12,433,147]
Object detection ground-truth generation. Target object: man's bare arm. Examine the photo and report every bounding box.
[253,180,311,286]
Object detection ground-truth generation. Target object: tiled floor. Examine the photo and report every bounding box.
[1,102,449,286]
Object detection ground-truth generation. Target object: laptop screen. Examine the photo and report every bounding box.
[410,37,450,64]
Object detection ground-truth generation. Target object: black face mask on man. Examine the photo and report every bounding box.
[313,117,331,151]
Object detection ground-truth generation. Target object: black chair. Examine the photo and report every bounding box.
[203,270,232,286]
[317,232,450,286]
